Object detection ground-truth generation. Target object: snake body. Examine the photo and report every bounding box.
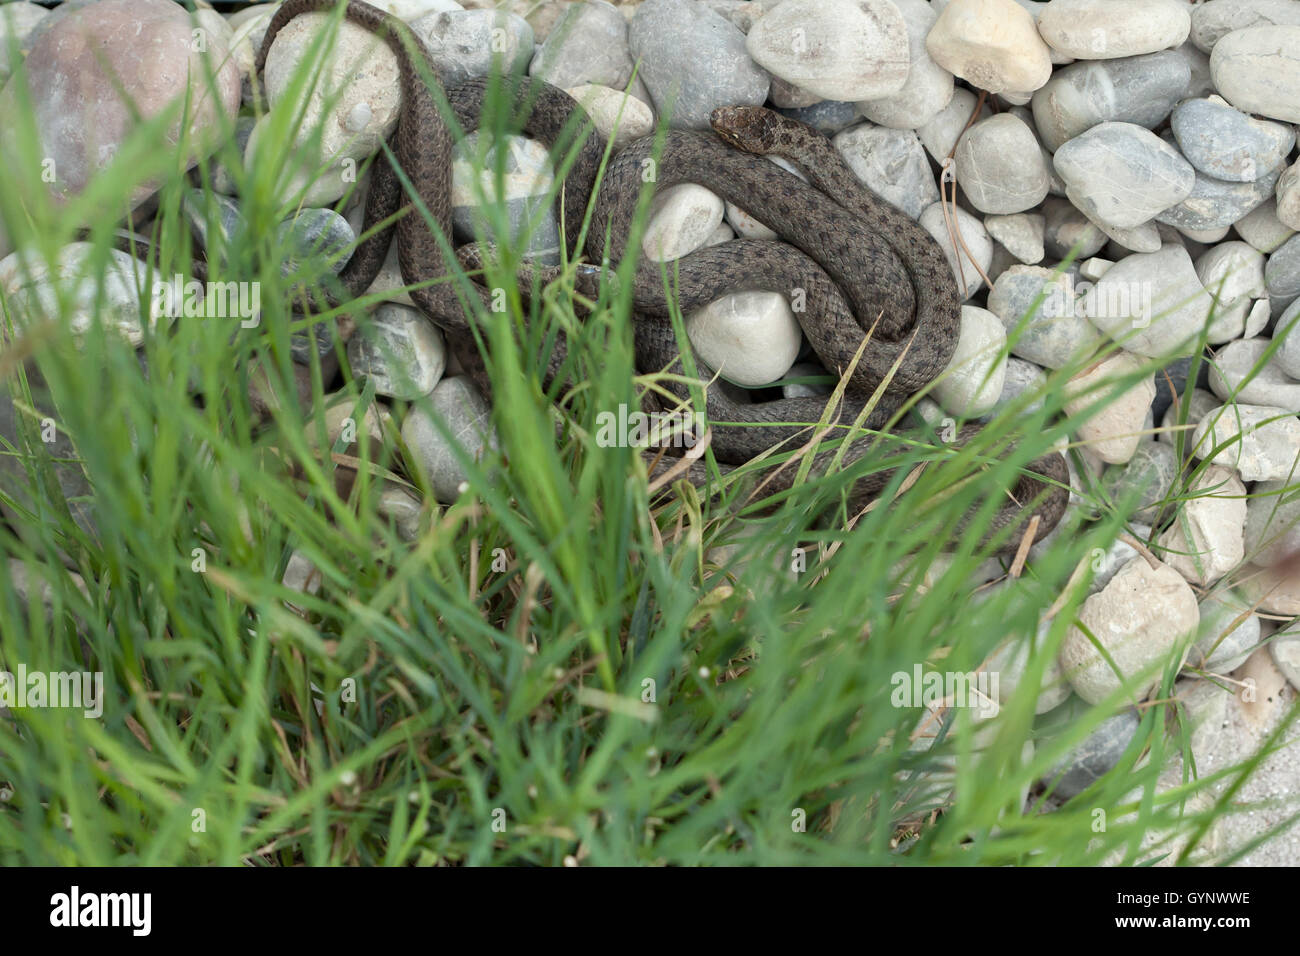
[257,0,1069,547]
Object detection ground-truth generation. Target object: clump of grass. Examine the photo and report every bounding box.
[0,3,1294,865]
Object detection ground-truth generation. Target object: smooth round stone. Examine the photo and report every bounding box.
[1064,352,1155,464]
[1190,591,1261,674]
[745,0,907,102]
[1060,556,1198,705]
[1171,39,1216,97]
[916,87,990,162]
[1086,245,1211,358]
[566,84,654,149]
[1036,0,1191,59]
[856,0,954,130]
[1191,0,1300,53]
[528,0,634,90]
[1030,51,1190,153]
[984,213,1045,265]
[933,305,1007,417]
[767,74,822,110]
[642,184,725,262]
[0,0,240,211]
[1277,300,1300,376]
[1210,25,1300,123]
[1193,403,1300,480]
[1053,123,1195,231]
[724,201,777,241]
[1042,197,1106,259]
[987,265,1102,368]
[276,208,354,280]
[1277,161,1300,233]
[780,361,832,399]
[776,99,859,135]
[1234,199,1296,256]
[1239,563,1300,616]
[1208,338,1300,410]
[1196,241,1268,342]
[1243,477,1300,568]
[1086,524,1148,592]
[451,133,560,264]
[347,303,446,401]
[1171,96,1295,184]
[833,125,937,220]
[226,2,279,80]
[262,10,402,195]
[0,242,156,345]
[1101,440,1177,521]
[629,0,769,130]
[953,114,1049,215]
[980,356,1048,420]
[1042,704,1141,800]
[925,0,1053,95]
[1156,465,1247,586]
[1266,234,1300,300]
[410,8,532,87]
[401,376,496,504]
[686,291,801,387]
[1155,161,1283,233]
[919,202,994,299]
[377,482,424,542]
[1272,624,1300,692]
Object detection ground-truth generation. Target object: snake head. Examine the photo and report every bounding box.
[710,106,781,154]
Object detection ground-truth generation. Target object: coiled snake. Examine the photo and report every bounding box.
[257,0,1069,549]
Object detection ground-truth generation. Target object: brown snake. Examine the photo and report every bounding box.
[256,0,1069,550]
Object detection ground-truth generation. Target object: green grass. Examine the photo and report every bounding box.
[0,2,1296,866]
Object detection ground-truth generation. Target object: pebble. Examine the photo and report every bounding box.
[1191,590,1262,674]
[1238,563,1300,616]
[855,0,954,131]
[916,87,990,162]
[1156,161,1284,233]
[1100,441,1177,522]
[310,392,393,456]
[628,0,769,130]
[401,376,496,504]
[0,243,156,345]
[832,125,938,220]
[0,0,240,211]
[1272,624,1300,692]
[933,305,1008,417]
[410,8,533,87]
[451,133,560,264]
[528,0,636,92]
[565,84,655,149]
[1042,198,1106,259]
[1159,387,1220,453]
[1193,403,1300,481]
[1030,51,1190,153]
[987,265,1102,368]
[643,184,725,262]
[1209,25,1300,123]
[1207,337,1300,410]
[780,362,832,399]
[1060,555,1198,705]
[378,482,425,542]
[686,291,801,388]
[1087,525,1149,592]
[1171,96,1295,184]
[347,303,447,401]
[1243,477,1300,568]
[1197,244,1270,344]
[1036,0,1192,60]
[953,114,1050,215]
[1064,352,1155,464]
[1086,245,1211,359]
[1191,0,1300,54]
[776,99,860,136]
[277,208,355,279]
[984,213,1045,265]
[924,0,1053,95]
[745,0,908,103]
[1053,123,1196,231]
[985,620,1072,716]
[1156,465,1247,586]
[1276,161,1300,233]
[982,356,1048,420]
[918,202,994,300]
[1266,234,1300,300]
[1042,704,1141,800]
[1277,300,1300,377]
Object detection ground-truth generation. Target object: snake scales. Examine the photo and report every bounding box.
[257,0,1069,549]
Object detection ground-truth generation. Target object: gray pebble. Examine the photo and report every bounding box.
[348,303,447,401]
[832,124,937,220]
[1101,440,1178,522]
[1041,702,1141,801]
[1054,122,1196,231]
[1171,96,1295,184]
[413,9,534,87]
[1155,161,1283,234]
[1266,233,1300,300]
[401,376,496,504]
[954,113,1050,215]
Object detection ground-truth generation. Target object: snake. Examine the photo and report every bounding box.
[255,0,1069,549]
